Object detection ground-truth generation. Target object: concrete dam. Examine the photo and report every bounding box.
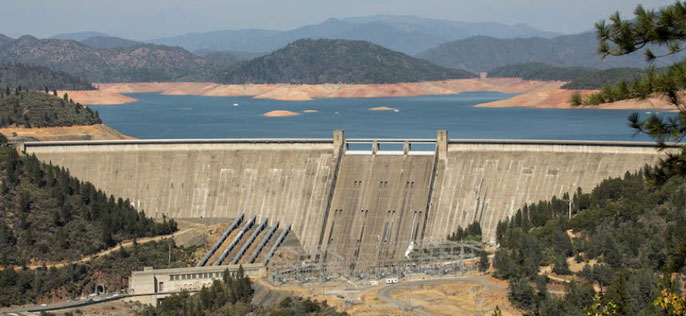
[23,131,666,263]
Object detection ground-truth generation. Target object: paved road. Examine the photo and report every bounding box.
[1,293,128,315]
[376,277,507,316]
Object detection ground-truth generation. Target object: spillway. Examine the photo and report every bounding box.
[22,131,670,263]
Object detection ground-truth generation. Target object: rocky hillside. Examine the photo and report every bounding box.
[488,62,646,89]
[0,35,215,82]
[220,38,477,84]
[418,32,686,72]
[0,146,177,267]
[0,63,94,90]
[0,90,101,127]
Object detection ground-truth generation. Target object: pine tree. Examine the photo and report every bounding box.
[581,2,686,183]
[479,250,490,272]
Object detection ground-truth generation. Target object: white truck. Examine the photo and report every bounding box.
[385,278,398,284]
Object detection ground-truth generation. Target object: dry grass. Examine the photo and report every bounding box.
[389,279,521,316]
[0,124,132,141]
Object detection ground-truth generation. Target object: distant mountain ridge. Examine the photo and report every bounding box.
[0,35,214,82]
[219,38,477,84]
[80,36,140,49]
[0,34,473,85]
[150,15,559,55]
[417,32,686,72]
[50,31,110,41]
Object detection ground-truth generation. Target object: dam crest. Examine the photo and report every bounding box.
[23,131,667,263]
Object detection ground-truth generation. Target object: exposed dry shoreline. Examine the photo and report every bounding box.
[64,79,562,104]
[476,89,679,111]
[59,79,681,111]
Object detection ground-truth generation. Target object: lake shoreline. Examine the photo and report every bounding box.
[61,79,679,111]
[65,78,561,104]
[93,92,663,141]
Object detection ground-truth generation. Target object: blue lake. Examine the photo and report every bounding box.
[94,92,672,141]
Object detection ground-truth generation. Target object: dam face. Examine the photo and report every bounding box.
[24,131,665,262]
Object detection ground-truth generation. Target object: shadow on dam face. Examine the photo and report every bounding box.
[22,132,670,263]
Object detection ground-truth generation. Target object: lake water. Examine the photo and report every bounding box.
[94,92,672,141]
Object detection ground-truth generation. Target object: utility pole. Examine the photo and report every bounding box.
[563,198,573,220]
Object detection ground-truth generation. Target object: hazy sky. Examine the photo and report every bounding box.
[0,0,676,40]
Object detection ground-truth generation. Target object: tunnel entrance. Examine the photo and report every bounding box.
[95,284,106,295]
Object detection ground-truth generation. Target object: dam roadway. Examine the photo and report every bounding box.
[21,131,669,263]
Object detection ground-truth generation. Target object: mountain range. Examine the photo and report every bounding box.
[417,32,686,72]
[0,35,475,84]
[4,15,680,85]
[0,35,213,82]
[149,15,559,55]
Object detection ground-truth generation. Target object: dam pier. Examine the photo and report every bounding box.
[23,131,666,266]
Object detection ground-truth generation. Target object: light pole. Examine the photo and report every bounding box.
[563,198,572,220]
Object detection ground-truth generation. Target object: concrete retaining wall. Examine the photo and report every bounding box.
[426,141,664,241]
[24,134,668,259]
[26,140,339,253]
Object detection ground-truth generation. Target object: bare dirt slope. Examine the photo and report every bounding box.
[69,79,562,104]
[0,124,133,141]
[66,79,679,110]
[477,89,679,110]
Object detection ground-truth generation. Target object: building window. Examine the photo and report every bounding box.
[159,282,164,292]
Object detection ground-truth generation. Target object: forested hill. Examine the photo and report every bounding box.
[0,35,215,82]
[417,32,686,72]
[0,147,177,266]
[491,169,686,315]
[0,63,95,91]
[487,62,645,89]
[0,90,101,128]
[219,38,477,84]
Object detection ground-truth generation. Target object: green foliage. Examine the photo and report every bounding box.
[493,168,686,314]
[448,221,482,242]
[0,147,177,266]
[479,250,490,272]
[0,63,94,91]
[552,254,571,275]
[137,266,346,316]
[508,278,536,309]
[571,91,584,106]
[220,39,477,84]
[596,2,686,62]
[488,62,595,82]
[0,239,195,307]
[575,2,686,185]
[0,90,101,128]
[488,62,646,89]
